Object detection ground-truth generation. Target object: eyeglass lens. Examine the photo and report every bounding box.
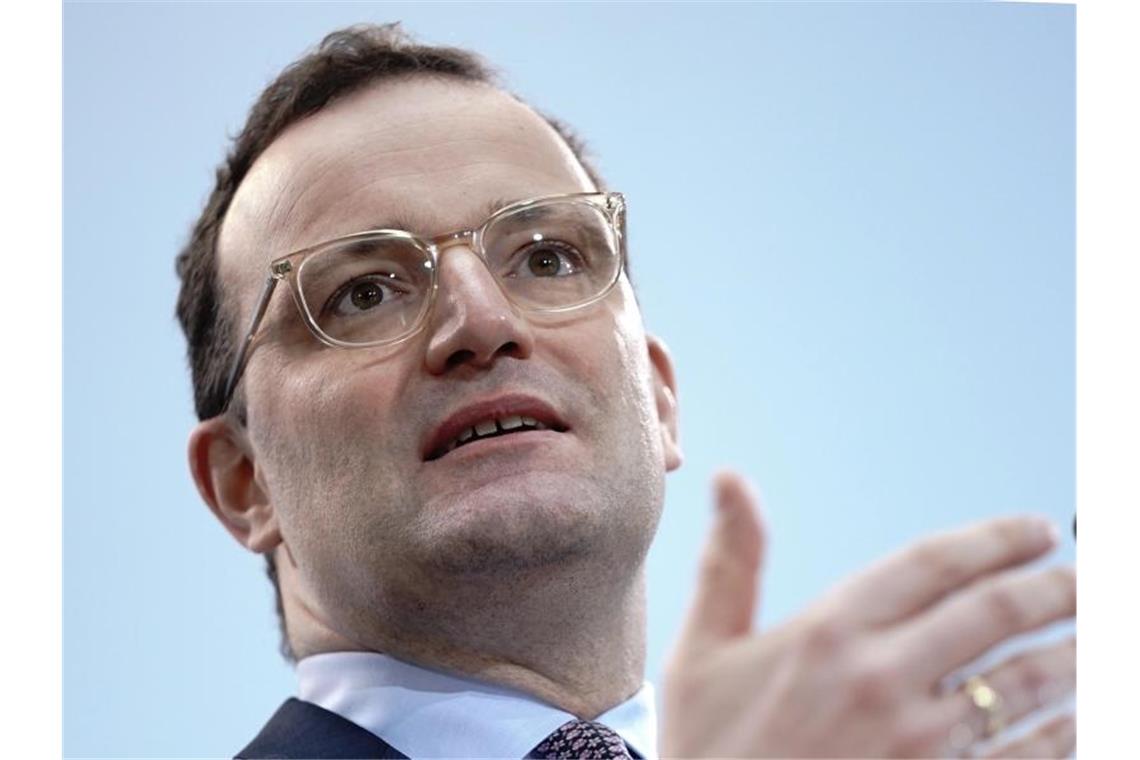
[294,199,620,345]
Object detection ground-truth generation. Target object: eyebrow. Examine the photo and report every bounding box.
[361,196,525,236]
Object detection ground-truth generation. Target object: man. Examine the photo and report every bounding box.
[178,24,1075,759]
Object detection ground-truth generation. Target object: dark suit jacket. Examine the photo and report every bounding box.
[237,698,409,759]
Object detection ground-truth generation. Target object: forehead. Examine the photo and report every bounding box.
[218,76,595,306]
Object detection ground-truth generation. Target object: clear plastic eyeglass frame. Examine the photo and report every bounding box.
[218,191,626,415]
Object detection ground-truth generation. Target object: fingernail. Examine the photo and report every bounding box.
[1046,521,1061,544]
[1030,517,1059,544]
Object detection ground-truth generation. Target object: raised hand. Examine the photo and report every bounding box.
[661,471,1075,758]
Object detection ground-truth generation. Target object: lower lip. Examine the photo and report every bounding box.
[428,429,567,464]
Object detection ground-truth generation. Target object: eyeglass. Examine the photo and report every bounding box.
[219,191,627,414]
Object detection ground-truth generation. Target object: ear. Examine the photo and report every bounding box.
[188,417,282,554]
[647,334,683,472]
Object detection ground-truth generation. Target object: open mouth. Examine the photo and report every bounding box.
[425,414,568,461]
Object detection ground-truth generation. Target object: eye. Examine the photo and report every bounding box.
[324,273,407,318]
[513,240,584,278]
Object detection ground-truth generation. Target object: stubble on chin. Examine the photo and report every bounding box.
[405,473,614,578]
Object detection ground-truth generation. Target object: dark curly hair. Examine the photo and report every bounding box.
[174,23,606,663]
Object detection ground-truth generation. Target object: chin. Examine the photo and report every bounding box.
[410,471,627,578]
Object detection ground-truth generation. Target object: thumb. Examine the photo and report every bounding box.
[676,470,767,658]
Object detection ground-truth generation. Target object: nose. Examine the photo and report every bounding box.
[423,244,535,375]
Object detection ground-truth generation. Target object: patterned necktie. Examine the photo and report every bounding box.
[526,719,634,759]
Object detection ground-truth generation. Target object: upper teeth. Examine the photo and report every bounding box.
[448,415,547,453]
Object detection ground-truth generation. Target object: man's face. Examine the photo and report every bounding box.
[214,77,680,645]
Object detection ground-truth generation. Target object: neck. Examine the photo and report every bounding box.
[282,550,648,719]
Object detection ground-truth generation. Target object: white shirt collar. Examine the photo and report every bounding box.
[297,651,658,759]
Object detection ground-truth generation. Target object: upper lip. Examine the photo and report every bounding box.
[421,393,569,461]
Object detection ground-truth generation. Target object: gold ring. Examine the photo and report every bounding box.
[963,675,1005,739]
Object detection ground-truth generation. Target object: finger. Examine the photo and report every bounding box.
[984,713,1076,759]
[675,471,766,659]
[830,516,1058,628]
[901,565,1075,681]
[935,638,1075,733]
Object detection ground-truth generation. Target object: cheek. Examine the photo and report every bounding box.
[251,367,419,608]
[248,350,345,451]
[606,286,656,401]
[246,350,416,540]
[251,340,415,442]
[608,295,667,458]
[554,289,659,438]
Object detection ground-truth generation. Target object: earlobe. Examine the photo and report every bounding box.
[647,334,683,472]
[187,417,282,554]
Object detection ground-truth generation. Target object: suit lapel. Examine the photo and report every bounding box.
[237,697,409,759]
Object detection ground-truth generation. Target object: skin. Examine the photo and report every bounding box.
[190,74,1076,755]
[189,76,682,719]
[664,474,1075,757]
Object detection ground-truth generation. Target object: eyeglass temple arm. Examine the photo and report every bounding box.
[220,274,280,415]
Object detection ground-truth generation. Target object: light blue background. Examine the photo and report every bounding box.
[64,2,1075,757]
